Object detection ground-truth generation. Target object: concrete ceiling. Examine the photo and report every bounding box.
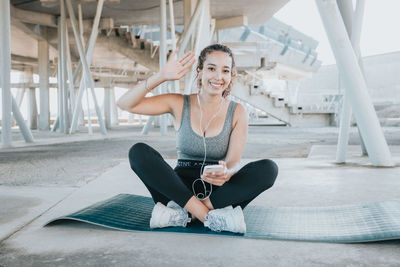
[10,0,289,26]
[9,0,290,75]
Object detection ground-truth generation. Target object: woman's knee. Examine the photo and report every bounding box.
[254,159,278,189]
[128,142,151,168]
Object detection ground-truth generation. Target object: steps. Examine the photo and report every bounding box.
[231,77,334,127]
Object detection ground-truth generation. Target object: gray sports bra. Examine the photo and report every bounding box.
[176,94,237,161]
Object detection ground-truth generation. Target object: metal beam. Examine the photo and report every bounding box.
[316,0,393,166]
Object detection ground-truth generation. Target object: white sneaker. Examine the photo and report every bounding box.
[150,202,191,228]
[204,205,246,233]
[166,200,183,210]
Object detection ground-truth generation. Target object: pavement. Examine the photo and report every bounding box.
[1,125,400,266]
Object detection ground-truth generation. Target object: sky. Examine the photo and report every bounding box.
[274,0,400,65]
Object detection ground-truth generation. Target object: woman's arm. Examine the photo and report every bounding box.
[201,104,248,186]
[223,103,248,171]
[116,50,195,116]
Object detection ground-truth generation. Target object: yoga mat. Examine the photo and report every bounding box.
[45,194,400,243]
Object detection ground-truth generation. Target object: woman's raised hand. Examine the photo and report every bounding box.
[159,49,196,81]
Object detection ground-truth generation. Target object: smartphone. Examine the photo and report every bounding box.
[203,164,224,174]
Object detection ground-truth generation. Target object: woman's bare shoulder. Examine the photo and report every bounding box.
[232,102,248,126]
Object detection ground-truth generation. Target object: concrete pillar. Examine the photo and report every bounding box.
[111,87,119,126]
[184,0,197,29]
[159,0,168,134]
[61,1,70,133]
[316,0,393,166]
[336,0,368,163]
[180,0,210,94]
[65,21,75,121]
[67,0,107,135]
[12,95,34,143]
[168,0,180,93]
[28,86,38,130]
[38,37,50,130]
[57,14,65,133]
[142,0,169,135]
[104,87,111,129]
[16,88,25,107]
[85,80,93,135]
[1,0,13,147]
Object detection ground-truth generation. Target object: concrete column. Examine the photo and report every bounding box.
[336,0,354,163]
[67,0,107,135]
[111,87,119,126]
[181,0,209,94]
[65,20,75,120]
[180,0,205,54]
[85,79,93,135]
[57,14,65,133]
[142,0,169,135]
[1,0,13,147]
[16,88,25,107]
[104,87,111,129]
[38,37,50,130]
[12,96,34,143]
[336,0,368,163]
[61,1,70,133]
[24,70,38,130]
[316,0,393,166]
[188,0,210,94]
[168,0,180,93]
[184,0,197,29]
[28,86,38,130]
[159,0,168,134]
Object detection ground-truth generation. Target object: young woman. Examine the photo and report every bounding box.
[117,44,278,233]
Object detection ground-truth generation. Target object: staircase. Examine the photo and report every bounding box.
[231,75,334,127]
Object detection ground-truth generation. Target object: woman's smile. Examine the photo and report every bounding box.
[210,81,224,89]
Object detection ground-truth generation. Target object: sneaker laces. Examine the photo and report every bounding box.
[204,213,228,232]
[167,201,191,226]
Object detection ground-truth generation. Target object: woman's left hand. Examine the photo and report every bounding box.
[201,161,232,186]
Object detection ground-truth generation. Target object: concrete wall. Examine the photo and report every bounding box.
[298,51,400,105]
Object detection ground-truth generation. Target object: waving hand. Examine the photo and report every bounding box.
[160,50,196,81]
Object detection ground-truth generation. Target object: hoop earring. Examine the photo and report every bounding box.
[223,82,233,98]
[196,73,203,94]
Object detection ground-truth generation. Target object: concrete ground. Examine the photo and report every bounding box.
[1,125,400,266]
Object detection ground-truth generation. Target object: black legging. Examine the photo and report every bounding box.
[129,142,278,209]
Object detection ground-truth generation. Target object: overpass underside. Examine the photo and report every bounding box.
[0,0,394,166]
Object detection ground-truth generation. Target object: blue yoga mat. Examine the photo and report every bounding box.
[45,194,400,243]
